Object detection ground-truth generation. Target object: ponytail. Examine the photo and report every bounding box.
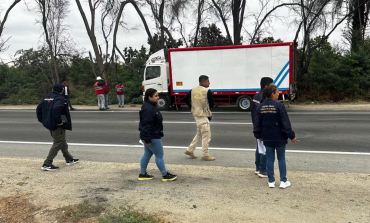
[263,85,278,99]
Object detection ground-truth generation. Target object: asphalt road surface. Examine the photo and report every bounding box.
[0,109,369,173]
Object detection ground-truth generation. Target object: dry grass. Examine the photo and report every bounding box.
[0,194,37,223]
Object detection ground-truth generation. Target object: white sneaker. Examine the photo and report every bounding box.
[279,181,291,189]
[268,182,275,188]
[255,170,259,175]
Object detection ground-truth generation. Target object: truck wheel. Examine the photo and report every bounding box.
[157,96,169,110]
[237,95,252,111]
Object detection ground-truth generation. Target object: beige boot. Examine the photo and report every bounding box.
[201,156,216,161]
[184,150,197,159]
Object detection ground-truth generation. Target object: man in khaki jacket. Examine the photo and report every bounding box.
[182,75,215,161]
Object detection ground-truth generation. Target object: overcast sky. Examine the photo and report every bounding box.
[0,0,344,63]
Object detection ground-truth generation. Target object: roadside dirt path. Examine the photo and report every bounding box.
[0,158,369,223]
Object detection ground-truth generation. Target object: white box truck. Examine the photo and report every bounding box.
[143,42,297,111]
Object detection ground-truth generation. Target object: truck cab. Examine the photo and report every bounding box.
[142,50,170,109]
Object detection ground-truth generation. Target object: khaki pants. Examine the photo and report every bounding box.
[187,116,211,156]
[44,127,73,166]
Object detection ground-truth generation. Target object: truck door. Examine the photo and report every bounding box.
[143,65,165,93]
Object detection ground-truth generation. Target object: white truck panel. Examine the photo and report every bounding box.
[170,45,291,93]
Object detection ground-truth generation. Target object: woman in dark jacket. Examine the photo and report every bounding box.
[138,88,177,182]
[254,85,297,189]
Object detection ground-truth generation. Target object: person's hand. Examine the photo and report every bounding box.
[146,143,151,146]
[58,121,64,126]
[291,138,297,143]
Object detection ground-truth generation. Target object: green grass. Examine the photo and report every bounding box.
[99,207,163,223]
[60,200,105,222]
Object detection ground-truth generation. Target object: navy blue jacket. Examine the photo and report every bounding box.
[139,101,164,144]
[36,91,72,131]
[253,99,295,147]
[250,91,264,125]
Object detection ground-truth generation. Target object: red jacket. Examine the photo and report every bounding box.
[94,82,104,95]
[103,81,109,94]
[115,85,124,95]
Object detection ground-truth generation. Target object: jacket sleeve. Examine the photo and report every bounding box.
[36,100,43,123]
[52,98,64,125]
[279,104,295,140]
[182,90,192,108]
[251,94,261,125]
[140,107,155,144]
[115,86,118,92]
[253,105,262,139]
[207,90,214,109]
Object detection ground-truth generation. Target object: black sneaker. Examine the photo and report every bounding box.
[66,159,79,166]
[41,164,59,171]
[162,172,177,182]
[138,173,154,181]
[258,171,268,178]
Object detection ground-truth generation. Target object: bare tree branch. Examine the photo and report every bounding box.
[0,0,21,52]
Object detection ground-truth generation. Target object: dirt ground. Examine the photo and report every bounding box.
[0,157,369,223]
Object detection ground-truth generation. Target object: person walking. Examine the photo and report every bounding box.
[253,85,297,189]
[36,84,79,171]
[138,88,177,182]
[183,75,215,161]
[102,78,110,109]
[94,77,105,110]
[115,82,125,108]
[61,79,75,110]
[250,77,274,178]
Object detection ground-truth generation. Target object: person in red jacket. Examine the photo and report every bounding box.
[115,81,125,108]
[94,77,105,110]
[102,78,110,109]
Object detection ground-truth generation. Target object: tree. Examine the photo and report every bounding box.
[191,24,230,47]
[35,0,71,84]
[75,0,107,78]
[0,0,21,52]
[253,37,283,44]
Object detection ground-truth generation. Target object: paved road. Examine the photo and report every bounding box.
[0,109,369,152]
[0,109,369,174]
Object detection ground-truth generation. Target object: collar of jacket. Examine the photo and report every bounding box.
[146,101,157,106]
[52,91,62,95]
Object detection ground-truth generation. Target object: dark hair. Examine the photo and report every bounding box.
[199,75,209,84]
[144,88,158,102]
[260,77,274,90]
[263,85,278,99]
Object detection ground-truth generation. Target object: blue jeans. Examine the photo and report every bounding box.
[255,146,267,172]
[104,94,108,108]
[140,139,168,176]
[266,145,287,183]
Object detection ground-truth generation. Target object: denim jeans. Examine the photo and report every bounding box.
[140,139,167,176]
[104,94,109,108]
[266,145,287,183]
[255,146,267,172]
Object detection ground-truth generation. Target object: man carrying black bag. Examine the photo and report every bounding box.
[36,84,79,171]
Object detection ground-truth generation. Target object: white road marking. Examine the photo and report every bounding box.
[134,121,252,125]
[0,141,369,156]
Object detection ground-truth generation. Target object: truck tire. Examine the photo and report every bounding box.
[237,95,252,111]
[157,96,169,110]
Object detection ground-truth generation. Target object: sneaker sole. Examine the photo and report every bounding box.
[279,185,291,189]
[41,167,58,171]
[162,176,177,182]
[66,161,79,166]
[138,178,154,181]
[258,174,268,178]
[255,171,259,175]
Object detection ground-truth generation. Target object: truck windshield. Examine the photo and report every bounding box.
[145,66,161,80]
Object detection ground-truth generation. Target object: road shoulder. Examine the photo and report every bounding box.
[0,157,369,223]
